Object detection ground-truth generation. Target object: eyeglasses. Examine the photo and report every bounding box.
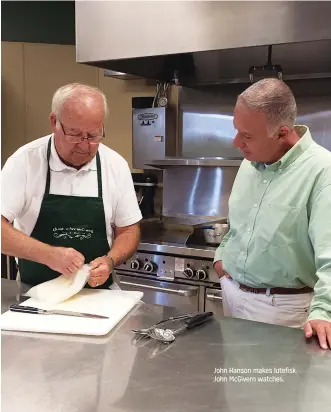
[59,120,105,145]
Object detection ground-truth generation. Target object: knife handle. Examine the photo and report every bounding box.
[184,312,213,329]
[9,304,45,314]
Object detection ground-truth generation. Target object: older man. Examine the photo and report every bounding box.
[2,83,142,289]
[214,78,331,349]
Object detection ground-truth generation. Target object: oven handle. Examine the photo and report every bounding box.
[119,280,198,297]
[206,293,222,302]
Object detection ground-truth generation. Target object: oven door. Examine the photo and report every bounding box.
[116,273,199,312]
[205,288,223,318]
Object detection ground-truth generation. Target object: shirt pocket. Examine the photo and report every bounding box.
[257,204,302,248]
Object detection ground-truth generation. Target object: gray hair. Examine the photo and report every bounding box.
[237,78,297,135]
[51,83,109,123]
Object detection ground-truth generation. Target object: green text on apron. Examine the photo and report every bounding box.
[19,137,113,289]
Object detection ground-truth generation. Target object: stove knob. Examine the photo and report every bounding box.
[196,269,208,281]
[130,259,142,270]
[143,262,155,273]
[183,268,195,279]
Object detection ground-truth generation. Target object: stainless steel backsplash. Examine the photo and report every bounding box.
[179,79,331,157]
[162,166,239,220]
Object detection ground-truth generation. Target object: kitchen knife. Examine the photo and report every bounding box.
[8,304,109,319]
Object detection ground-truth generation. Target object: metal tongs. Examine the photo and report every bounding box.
[132,313,196,335]
[148,312,213,343]
[133,312,213,344]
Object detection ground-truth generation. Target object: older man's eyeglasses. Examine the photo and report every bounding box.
[59,121,105,145]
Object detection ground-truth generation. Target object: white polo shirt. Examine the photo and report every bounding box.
[1,134,142,248]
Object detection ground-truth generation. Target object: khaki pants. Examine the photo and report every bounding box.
[220,276,313,328]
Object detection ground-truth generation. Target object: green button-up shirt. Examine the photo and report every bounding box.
[214,126,331,322]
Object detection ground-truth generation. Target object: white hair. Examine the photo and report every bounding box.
[51,83,108,125]
[237,78,297,136]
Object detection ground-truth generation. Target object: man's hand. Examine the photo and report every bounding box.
[214,261,230,279]
[304,320,331,350]
[46,246,85,276]
[88,255,113,288]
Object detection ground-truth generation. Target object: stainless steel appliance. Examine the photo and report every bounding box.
[132,107,177,169]
[115,220,224,317]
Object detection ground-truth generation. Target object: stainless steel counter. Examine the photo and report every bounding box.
[1,279,330,412]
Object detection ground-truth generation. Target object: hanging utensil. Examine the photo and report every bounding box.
[147,312,213,343]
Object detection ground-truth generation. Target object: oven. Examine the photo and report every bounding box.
[204,288,223,318]
[114,244,224,318]
[116,272,200,313]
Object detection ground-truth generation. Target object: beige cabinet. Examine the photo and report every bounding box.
[1,42,25,165]
[23,43,99,144]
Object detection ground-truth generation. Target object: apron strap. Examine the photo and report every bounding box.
[45,137,103,198]
[96,151,103,198]
[44,138,52,195]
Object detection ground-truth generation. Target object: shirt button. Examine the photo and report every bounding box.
[241,252,245,256]
[263,180,268,184]
[279,168,283,172]
[254,204,258,208]
[247,228,251,232]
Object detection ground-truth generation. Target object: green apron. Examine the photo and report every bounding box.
[19,137,113,289]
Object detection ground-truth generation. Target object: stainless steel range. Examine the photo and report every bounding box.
[115,219,224,318]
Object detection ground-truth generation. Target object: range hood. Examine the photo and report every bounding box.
[76,1,331,86]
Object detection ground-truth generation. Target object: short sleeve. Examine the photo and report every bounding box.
[114,161,142,227]
[1,153,27,222]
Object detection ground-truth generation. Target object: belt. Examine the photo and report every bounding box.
[238,283,313,295]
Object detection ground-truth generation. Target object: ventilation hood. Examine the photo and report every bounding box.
[76,1,331,86]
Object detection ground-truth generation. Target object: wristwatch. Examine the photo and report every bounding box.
[106,254,115,273]
[106,254,120,285]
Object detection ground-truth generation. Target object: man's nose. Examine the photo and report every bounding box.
[233,133,242,148]
[77,138,90,151]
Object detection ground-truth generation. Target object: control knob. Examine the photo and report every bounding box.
[183,268,195,279]
[196,269,208,281]
[130,259,142,271]
[143,261,155,273]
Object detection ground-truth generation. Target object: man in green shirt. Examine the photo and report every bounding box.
[214,78,331,350]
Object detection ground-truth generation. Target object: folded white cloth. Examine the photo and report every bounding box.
[25,264,91,305]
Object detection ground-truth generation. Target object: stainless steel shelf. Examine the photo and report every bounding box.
[145,157,243,168]
[138,241,216,260]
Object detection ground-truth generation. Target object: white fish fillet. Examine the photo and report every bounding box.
[25,264,91,305]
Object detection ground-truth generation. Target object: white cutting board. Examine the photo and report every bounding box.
[1,289,143,336]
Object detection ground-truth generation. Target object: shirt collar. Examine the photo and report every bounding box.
[251,125,313,171]
[49,135,97,172]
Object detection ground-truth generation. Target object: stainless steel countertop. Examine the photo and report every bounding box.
[1,279,331,412]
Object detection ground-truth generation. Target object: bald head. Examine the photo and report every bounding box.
[237,78,297,135]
